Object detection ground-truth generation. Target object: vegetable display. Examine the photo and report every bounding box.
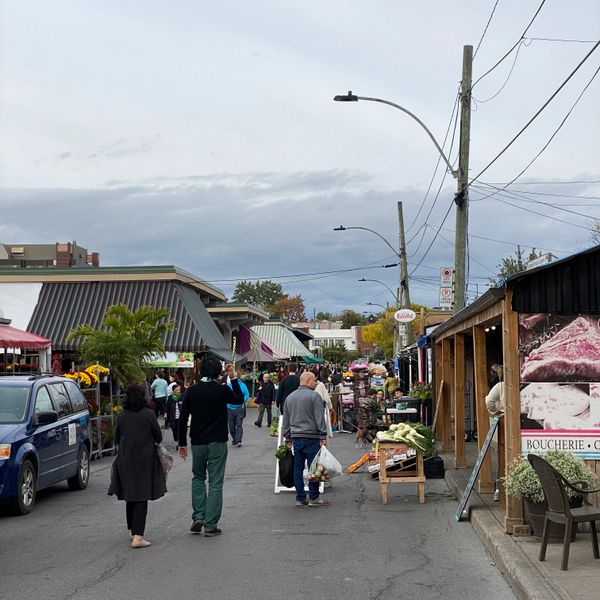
[376,422,436,456]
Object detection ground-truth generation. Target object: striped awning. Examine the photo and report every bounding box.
[27,280,232,357]
[251,323,312,358]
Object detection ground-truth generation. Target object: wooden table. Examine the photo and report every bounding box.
[378,440,426,505]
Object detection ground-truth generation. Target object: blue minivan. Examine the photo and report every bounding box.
[0,375,90,514]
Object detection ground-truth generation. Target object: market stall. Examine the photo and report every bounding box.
[0,318,51,374]
[431,245,600,533]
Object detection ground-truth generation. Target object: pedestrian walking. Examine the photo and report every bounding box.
[166,384,183,447]
[254,373,276,427]
[275,362,300,415]
[384,371,398,401]
[108,383,167,549]
[177,357,244,536]
[282,371,328,507]
[151,370,169,426]
[226,367,250,447]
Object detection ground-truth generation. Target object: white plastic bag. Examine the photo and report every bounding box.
[308,446,342,481]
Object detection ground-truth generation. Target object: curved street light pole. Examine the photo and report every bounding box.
[358,278,398,305]
[333,225,400,259]
[334,54,473,313]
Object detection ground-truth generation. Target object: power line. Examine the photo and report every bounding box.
[439,225,571,253]
[473,40,524,103]
[473,0,501,59]
[486,179,600,185]
[437,231,497,275]
[469,40,600,185]
[471,183,600,221]
[406,89,460,235]
[472,0,547,89]
[524,37,599,44]
[409,199,455,276]
[495,188,600,201]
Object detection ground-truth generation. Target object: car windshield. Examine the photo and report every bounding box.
[0,387,30,423]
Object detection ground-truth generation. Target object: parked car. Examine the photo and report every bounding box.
[0,375,90,514]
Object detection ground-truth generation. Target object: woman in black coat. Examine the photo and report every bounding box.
[108,383,167,548]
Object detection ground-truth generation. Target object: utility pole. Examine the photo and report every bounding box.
[453,44,473,313]
[398,201,413,347]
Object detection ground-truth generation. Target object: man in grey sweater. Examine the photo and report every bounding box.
[282,371,328,507]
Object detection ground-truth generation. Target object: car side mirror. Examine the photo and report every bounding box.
[36,410,59,426]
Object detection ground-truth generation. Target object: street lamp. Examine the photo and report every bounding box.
[333,88,470,312]
[358,278,398,304]
[333,92,458,178]
[333,225,400,259]
[366,301,387,310]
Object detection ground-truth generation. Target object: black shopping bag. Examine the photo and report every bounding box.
[279,449,294,488]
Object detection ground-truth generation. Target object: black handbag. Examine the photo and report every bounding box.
[279,448,294,488]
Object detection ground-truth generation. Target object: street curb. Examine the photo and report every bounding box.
[445,470,566,600]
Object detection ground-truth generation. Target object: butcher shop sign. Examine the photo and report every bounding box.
[519,313,600,460]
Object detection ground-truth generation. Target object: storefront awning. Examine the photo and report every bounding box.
[252,323,312,358]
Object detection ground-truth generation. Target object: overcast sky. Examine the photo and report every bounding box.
[0,1,599,316]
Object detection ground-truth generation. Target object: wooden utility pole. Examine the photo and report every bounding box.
[453,44,473,313]
[398,201,413,346]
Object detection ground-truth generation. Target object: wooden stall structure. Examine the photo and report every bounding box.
[431,246,600,533]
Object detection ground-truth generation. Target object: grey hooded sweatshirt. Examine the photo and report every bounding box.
[282,385,327,441]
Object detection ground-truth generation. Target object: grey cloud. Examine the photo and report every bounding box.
[1,170,599,313]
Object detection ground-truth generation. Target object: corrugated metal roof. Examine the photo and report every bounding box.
[27,280,231,355]
[252,323,312,358]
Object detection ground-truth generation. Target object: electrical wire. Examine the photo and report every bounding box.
[472,63,600,199]
[486,179,600,185]
[469,40,600,185]
[524,37,599,44]
[472,0,547,89]
[471,183,600,221]
[473,40,524,103]
[406,89,460,235]
[408,199,455,277]
[473,0,501,59]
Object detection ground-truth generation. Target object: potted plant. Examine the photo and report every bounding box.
[505,450,597,541]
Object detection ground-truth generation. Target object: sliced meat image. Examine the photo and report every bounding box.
[521,383,590,424]
[520,316,600,382]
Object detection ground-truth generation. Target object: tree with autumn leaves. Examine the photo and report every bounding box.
[232,280,306,323]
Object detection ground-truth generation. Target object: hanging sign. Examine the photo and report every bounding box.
[394,309,416,323]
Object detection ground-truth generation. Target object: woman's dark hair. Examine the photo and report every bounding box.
[123,383,148,411]
[200,355,223,379]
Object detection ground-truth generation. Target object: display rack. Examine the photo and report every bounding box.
[82,378,117,460]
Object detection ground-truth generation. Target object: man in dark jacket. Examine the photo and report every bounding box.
[178,356,244,536]
[275,362,300,415]
[254,373,276,427]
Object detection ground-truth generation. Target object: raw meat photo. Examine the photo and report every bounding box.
[519,314,600,382]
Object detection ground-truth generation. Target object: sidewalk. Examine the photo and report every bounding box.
[443,444,600,600]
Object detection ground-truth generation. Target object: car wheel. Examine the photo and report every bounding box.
[68,446,90,490]
[10,459,37,515]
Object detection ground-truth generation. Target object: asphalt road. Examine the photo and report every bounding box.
[0,409,517,600]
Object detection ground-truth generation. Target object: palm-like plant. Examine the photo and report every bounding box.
[68,304,175,388]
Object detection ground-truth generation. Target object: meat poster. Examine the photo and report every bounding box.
[519,313,600,459]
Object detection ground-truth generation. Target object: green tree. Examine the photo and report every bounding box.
[68,304,175,387]
[270,294,307,323]
[321,342,349,365]
[489,246,543,287]
[315,311,334,321]
[232,280,286,311]
[339,309,367,329]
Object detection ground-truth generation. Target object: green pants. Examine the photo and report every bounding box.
[191,442,228,530]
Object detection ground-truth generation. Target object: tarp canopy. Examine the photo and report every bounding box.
[0,324,51,350]
[237,324,288,360]
[241,347,280,363]
[300,355,324,364]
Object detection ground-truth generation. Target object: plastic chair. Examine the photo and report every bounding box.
[527,454,600,570]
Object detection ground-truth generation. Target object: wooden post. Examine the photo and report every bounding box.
[440,338,453,451]
[473,325,493,493]
[454,333,466,468]
[503,290,523,533]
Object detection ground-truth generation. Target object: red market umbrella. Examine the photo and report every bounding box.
[0,324,51,349]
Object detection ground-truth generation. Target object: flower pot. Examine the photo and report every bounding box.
[523,498,578,543]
